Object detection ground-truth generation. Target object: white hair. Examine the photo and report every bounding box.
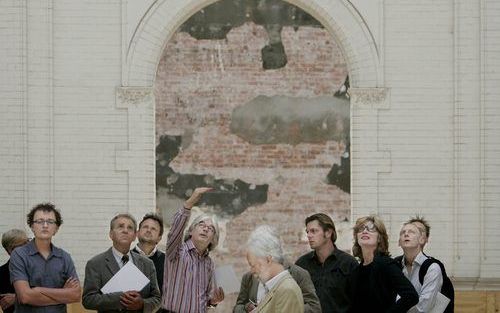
[246,225,285,264]
[184,213,220,251]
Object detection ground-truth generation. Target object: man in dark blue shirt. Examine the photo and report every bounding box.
[9,203,81,313]
[296,213,358,313]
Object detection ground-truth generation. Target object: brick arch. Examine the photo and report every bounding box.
[123,0,381,88]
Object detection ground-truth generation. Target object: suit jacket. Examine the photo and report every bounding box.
[255,272,304,313]
[82,248,161,313]
[234,264,321,313]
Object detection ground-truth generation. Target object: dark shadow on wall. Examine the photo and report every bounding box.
[179,0,323,69]
[156,135,269,218]
[326,141,350,193]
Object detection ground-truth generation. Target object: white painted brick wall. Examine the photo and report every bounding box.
[482,0,500,280]
[381,0,457,271]
[0,0,28,252]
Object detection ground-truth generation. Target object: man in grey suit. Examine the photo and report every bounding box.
[82,213,161,313]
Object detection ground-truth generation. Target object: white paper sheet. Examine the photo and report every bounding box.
[428,292,450,313]
[101,261,150,294]
[214,264,240,294]
[404,292,451,313]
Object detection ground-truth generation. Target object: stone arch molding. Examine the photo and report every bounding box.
[123,0,382,88]
[117,0,390,217]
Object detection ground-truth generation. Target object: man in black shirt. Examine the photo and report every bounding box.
[132,213,165,299]
[296,213,358,313]
[1,229,29,313]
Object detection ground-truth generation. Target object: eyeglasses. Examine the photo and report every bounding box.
[197,221,215,234]
[33,219,57,226]
[357,222,377,233]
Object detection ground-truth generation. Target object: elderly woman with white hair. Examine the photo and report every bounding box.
[245,225,304,313]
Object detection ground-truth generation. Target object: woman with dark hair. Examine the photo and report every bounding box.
[349,215,418,313]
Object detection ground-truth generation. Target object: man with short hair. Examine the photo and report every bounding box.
[1,229,29,313]
[398,219,443,313]
[162,187,224,313]
[407,216,431,248]
[82,213,161,313]
[9,203,81,313]
[295,213,358,313]
[132,213,165,297]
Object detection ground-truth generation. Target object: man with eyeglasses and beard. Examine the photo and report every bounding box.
[9,203,81,313]
[161,187,224,313]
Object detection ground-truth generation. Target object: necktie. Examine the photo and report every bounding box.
[121,254,129,266]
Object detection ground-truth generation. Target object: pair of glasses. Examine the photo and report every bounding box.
[357,222,377,233]
[197,221,215,233]
[33,219,56,226]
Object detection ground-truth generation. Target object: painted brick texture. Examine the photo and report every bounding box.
[0,1,26,233]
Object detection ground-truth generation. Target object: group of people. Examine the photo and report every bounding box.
[234,213,450,313]
[0,187,451,313]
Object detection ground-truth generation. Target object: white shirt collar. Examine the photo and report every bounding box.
[111,246,133,268]
[257,270,289,303]
[134,244,158,257]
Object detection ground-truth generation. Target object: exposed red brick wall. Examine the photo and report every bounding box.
[155,22,349,312]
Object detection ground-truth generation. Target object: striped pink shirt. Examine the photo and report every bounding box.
[162,208,215,313]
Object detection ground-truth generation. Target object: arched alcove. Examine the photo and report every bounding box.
[123,0,381,88]
[116,5,390,311]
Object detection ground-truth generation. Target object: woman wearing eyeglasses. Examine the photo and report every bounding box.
[348,215,418,313]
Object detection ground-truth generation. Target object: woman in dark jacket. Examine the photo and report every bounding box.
[349,215,418,313]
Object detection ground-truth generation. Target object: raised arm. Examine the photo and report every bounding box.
[165,187,212,260]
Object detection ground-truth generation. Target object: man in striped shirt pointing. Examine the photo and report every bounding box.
[162,187,224,313]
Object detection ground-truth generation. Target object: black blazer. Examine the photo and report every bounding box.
[348,255,418,313]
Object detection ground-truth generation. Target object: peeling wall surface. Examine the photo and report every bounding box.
[155,3,350,308]
[178,0,323,69]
